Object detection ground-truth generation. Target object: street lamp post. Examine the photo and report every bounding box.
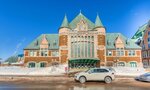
[114,57,119,67]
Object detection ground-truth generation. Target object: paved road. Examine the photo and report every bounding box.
[0,79,150,90]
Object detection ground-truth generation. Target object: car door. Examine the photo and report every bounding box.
[97,69,109,80]
[87,69,99,80]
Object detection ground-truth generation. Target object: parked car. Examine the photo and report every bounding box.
[106,67,116,73]
[74,68,115,83]
[135,72,150,82]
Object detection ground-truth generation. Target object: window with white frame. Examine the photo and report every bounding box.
[40,48,48,56]
[143,60,148,68]
[148,44,150,49]
[128,50,135,56]
[29,50,37,56]
[142,51,147,58]
[51,51,59,57]
[142,52,144,58]
[117,62,125,67]
[148,50,150,57]
[116,48,124,56]
[144,51,148,58]
[107,50,112,56]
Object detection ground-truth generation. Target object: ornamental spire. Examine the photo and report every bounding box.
[95,13,103,27]
[60,14,69,28]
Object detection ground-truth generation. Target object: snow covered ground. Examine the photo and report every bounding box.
[0,65,147,76]
[0,64,67,76]
[113,67,146,76]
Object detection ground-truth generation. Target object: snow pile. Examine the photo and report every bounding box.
[113,67,146,76]
[0,64,67,76]
[0,65,147,76]
[28,64,67,75]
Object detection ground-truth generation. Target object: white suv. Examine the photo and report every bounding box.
[74,68,115,83]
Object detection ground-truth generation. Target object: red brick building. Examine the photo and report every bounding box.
[141,20,150,68]
[24,12,142,68]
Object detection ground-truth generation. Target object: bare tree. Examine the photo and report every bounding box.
[0,58,2,65]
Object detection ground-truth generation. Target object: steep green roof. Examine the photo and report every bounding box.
[132,23,147,39]
[24,34,59,50]
[60,15,69,28]
[106,33,141,49]
[95,14,103,27]
[25,33,141,50]
[69,13,95,29]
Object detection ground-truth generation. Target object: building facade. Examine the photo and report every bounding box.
[24,12,142,69]
[141,20,150,68]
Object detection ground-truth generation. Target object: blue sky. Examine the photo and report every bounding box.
[0,0,150,60]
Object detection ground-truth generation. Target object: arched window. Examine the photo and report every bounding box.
[28,62,36,68]
[117,62,125,67]
[40,62,47,68]
[130,62,137,67]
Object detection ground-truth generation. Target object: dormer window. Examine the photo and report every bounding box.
[126,39,130,45]
[53,40,57,46]
[107,40,111,46]
[34,40,38,46]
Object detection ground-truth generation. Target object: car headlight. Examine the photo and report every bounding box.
[75,73,80,77]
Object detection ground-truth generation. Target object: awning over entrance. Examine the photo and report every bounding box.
[69,58,99,63]
[68,58,100,69]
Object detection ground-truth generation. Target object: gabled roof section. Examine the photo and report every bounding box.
[106,33,141,49]
[24,34,59,50]
[60,15,69,28]
[115,34,124,43]
[69,12,95,29]
[95,14,103,27]
[41,34,48,45]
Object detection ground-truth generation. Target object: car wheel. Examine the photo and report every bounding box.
[79,76,86,83]
[104,76,112,84]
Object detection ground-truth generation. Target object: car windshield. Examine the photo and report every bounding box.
[85,69,90,72]
[107,68,116,72]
